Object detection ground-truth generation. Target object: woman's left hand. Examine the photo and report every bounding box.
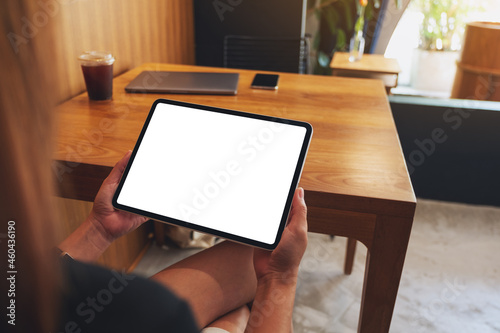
[59,151,149,261]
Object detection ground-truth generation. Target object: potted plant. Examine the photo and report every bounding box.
[410,0,483,94]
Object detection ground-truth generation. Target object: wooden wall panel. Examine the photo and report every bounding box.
[48,0,195,103]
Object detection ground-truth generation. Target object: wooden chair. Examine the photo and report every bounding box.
[344,238,357,275]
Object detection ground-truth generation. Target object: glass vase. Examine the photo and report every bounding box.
[349,31,365,62]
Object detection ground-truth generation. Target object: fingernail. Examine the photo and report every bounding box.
[298,187,304,199]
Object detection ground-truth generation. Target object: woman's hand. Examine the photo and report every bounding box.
[59,151,148,261]
[87,151,148,243]
[252,187,308,283]
[245,188,308,332]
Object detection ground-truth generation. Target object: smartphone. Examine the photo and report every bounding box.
[251,74,279,90]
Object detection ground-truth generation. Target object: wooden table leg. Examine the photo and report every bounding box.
[357,214,414,333]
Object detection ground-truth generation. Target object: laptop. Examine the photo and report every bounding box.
[125,71,239,95]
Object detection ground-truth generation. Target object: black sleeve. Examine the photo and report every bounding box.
[57,256,199,333]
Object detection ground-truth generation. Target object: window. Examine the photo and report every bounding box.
[385,0,500,98]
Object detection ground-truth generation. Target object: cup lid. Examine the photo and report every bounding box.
[78,51,115,65]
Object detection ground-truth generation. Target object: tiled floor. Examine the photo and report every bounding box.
[134,199,500,332]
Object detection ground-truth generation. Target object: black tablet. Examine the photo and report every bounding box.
[112,99,312,249]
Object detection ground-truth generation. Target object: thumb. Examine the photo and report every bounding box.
[105,151,132,185]
[287,188,308,234]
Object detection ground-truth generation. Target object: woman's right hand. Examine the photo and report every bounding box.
[252,187,308,284]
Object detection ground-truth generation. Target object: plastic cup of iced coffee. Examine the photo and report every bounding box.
[78,51,115,101]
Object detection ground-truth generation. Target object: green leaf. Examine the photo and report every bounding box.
[354,14,365,32]
[343,2,353,30]
[324,6,340,35]
[336,29,347,50]
[365,3,373,21]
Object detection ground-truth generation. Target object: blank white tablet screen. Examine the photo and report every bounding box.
[116,102,307,245]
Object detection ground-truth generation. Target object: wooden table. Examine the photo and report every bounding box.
[55,63,415,333]
[330,52,402,93]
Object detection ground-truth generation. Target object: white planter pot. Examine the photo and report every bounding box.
[411,49,459,95]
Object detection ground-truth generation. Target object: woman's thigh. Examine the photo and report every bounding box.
[151,241,257,328]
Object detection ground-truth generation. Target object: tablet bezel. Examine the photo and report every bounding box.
[112,99,312,250]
